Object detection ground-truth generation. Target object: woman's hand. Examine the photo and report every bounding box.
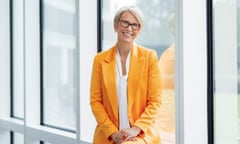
[120,126,142,141]
[111,126,142,144]
[111,132,126,144]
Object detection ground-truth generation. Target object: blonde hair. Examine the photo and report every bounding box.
[113,5,144,31]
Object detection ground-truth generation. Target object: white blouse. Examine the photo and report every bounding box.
[116,49,131,130]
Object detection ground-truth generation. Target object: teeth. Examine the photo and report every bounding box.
[123,32,131,37]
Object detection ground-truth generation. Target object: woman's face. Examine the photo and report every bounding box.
[115,11,141,44]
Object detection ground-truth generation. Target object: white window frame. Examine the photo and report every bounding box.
[175,0,208,144]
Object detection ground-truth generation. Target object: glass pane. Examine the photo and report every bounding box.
[12,132,24,144]
[213,0,240,143]
[101,1,175,144]
[0,131,10,144]
[42,0,77,131]
[12,0,24,119]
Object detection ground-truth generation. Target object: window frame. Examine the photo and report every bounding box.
[39,0,79,133]
[10,0,25,120]
[206,0,214,144]
[10,0,14,119]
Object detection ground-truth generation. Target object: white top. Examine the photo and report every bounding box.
[116,49,131,130]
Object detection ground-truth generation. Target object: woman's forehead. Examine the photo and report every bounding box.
[120,12,138,22]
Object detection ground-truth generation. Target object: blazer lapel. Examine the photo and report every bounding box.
[102,47,119,120]
[128,45,146,111]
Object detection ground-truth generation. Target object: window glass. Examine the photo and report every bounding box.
[12,132,24,144]
[213,0,240,143]
[42,0,77,131]
[12,0,24,119]
[101,1,175,143]
[0,132,10,144]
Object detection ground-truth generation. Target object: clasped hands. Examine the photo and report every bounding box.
[111,126,141,144]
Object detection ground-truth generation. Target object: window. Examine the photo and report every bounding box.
[11,0,24,120]
[211,0,240,143]
[40,0,77,131]
[1,0,83,144]
[11,132,24,144]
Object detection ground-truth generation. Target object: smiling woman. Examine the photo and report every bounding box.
[90,5,162,144]
[0,0,213,144]
[100,1,175,144]
[101,0,175,58]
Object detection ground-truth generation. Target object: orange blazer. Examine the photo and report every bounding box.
[158,43,175,133]
[90,44,162,144]
[159,43,175,90]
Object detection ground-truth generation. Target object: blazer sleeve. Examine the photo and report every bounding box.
[90,54,118,138]
[133,50,162,134]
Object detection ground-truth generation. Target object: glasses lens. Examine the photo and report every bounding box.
[120,21,129,28]
[119,20,140,30]
[132,24,138,30]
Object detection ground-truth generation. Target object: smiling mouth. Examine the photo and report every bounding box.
[122,32,133,37]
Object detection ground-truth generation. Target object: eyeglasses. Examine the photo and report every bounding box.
[119,20,140,30]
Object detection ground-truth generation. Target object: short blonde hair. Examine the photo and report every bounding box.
[113,5,144,31]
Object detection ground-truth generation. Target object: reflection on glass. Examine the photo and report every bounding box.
[158,12,175,144]
[42,0,76,131]
[102,1,175,144]
[213,0,240,144]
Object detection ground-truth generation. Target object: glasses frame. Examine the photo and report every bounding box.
[119,20,140,30]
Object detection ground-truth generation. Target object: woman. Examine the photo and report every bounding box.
[90,5,162,144]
